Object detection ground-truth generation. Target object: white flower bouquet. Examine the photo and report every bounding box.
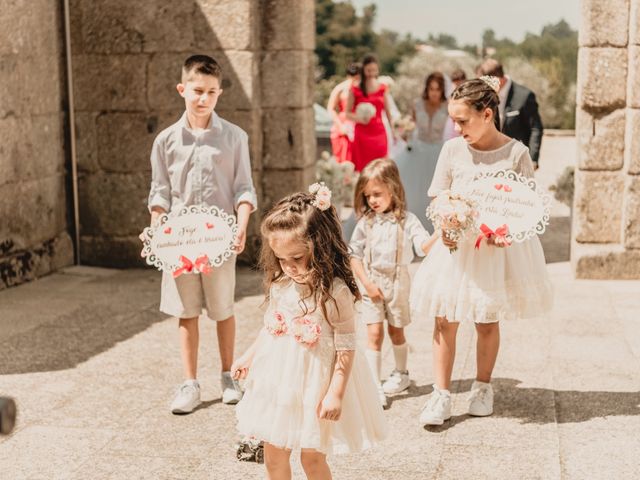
[426,190,478,253]
[393,114,416,142]
[315,152,357,209]
[355,102,376,124]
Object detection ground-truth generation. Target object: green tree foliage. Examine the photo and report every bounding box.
[315,0,418,78]
[485,20,578,128]
[315,3,577,128]
[315,0,378,78]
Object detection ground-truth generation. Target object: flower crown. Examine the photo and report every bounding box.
[308,182,332,211]
[480,75,501,93]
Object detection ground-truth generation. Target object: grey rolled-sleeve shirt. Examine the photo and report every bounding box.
[148,111,257,215]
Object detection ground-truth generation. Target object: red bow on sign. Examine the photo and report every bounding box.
[173,255,194,278]
[173,255,213,278]
[194,255,212,275]
[475,223,512,249]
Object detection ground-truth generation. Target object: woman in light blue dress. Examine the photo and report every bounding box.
[394,72,454,232]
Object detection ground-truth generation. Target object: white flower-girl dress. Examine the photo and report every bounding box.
[410,137,554,323]
[236,278,388,454]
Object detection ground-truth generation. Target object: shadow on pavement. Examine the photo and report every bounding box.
[387,378,640,428]
[0,306,166,375]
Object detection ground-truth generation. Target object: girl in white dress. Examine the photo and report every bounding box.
[349,159,437,409]
[411,77,553,426]
[232,187,387,479]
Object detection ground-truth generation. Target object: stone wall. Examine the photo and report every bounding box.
[0,2,74,290]
[71,0,316,266]
[573,0,640,278]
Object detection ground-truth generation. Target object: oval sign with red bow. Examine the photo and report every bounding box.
[140,205,237,277]
[462,170,551,248]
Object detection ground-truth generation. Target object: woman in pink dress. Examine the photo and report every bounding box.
[327,63,360,163]
[346,55,395,172]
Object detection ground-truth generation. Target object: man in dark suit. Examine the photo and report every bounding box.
[478,59,544,168]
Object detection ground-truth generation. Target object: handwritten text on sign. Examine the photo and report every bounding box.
[463,170,550,242]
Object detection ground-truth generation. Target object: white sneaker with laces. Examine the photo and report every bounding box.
[382,369,410,394]
[170,380,201,414]
[221,371,243,405]
[468,381,493,416]
[419,386,451,426]
[377,383,389,409]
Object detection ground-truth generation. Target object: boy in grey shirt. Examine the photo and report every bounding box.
[148,55,257,413]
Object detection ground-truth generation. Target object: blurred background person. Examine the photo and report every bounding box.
[327,63,361,163]
[347,54,395,172]
[379,75,403,159]
[394,72,453,231]
[478,58,544,168]
[450,68,467,89]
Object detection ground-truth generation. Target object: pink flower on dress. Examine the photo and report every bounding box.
[290,316,322,347]
[265,311,288,336]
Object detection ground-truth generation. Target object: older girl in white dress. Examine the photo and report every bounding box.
[232,188,387,479]
[411,77,553,426]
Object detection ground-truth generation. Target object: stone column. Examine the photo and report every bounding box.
[260,0,317,209]
[573,0,640,278]
[0,2,73,290]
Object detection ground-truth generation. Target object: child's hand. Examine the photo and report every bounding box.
[234,229,247,254]
[364,281,384,302]
[441,229,457,249]
[231,355,252,380]
[317,393,342,421]
[487,236,508,248]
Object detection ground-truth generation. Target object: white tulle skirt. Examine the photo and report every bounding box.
[236,332,388,455]
[410,236,554,323]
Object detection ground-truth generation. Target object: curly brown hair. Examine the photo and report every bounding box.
[353,158,407,221]
[259,192,360,321]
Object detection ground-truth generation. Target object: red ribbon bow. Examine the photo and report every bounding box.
[173,255,212,278]
[475,223,511,249]
[194,254,212,275]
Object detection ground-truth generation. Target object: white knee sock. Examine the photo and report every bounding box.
[392,342,409,372]
[365,349,382,385]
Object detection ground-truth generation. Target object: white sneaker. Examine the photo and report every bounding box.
[221,371,243,405]
[170,380,201,414]
[377,383,389,409]
[419,386,451,426]
[468,381,493,416]
[382,369,410,394]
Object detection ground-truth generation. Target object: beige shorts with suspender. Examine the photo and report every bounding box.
[356,217,412,328]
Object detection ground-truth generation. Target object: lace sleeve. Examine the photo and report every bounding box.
[514,147,535,179]
[428,140,453,197]
[329,282,357,351]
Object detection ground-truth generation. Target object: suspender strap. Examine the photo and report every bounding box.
[364,215,405,274]
[365,216,374,268]
[395,218,404,267]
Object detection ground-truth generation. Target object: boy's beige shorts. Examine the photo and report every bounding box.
[160,256,236,321]
[356,266,411,328]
